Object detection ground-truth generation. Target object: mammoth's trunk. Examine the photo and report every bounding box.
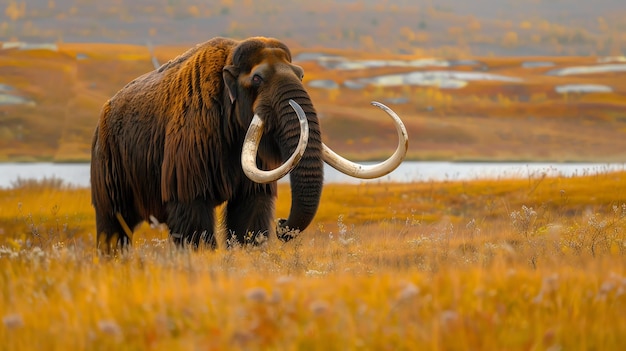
[276,96,323,240]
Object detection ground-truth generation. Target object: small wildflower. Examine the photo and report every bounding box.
[3,314,24,329]
[397,282,420,301]
[466,218,476,230]
[541,274,560,294]
[510,205,537,236]
[339,237,355,245]
[310,300,330,316]
[254,233,268,245]
[151,238,168,248]
[616,285,625,298]
[599,281,615,294]
[533,274,560,304]
[407,236,429,246]
[232,330,254,345]
[270,290,282,304]
[275,276,293,285]
[7,238,21,252]
[98,319,122,338]
[305,270,326,277]
[0,246,19,259]
[27,246,45,259]
[246,287,268,303]
[52,242,65,251]
[440,310,459,325]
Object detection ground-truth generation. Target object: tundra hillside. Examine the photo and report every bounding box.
[1,43,626,162]
[2,0,625,56]
[1,0,626,162]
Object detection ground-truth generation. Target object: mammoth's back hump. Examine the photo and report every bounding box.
[97,37,241,220]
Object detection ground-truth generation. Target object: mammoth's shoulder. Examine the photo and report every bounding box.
[156,37,239,74]
[110,37,241,104]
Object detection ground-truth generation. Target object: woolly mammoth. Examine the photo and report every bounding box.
[90,37,408,253]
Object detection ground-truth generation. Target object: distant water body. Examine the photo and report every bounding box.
[1,162,624,189]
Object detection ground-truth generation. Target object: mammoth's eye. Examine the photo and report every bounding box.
[251,74,263,86]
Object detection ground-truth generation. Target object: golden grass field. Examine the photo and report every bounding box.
[1,170,626,350]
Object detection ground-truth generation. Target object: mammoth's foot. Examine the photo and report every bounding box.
[276,218,301,242]
[97,232,131,257]
[225,231,270,248]
[170,230,218,250]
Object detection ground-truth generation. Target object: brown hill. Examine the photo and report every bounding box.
[1,0,625,56]
[1,42,626,162]
[1,1,626,162]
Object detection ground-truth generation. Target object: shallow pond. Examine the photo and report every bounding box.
[1,162,624,188]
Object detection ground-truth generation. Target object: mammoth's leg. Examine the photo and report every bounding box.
[92,130,141,254]
[166,200,217,249]
[225,192,276,246]
[95,210,141,255]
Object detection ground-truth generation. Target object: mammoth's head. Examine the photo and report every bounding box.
[221,37,409,241]
[223,38,305,131]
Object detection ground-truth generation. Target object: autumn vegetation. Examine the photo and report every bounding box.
[1,171,626,349]
[1,0,626,349]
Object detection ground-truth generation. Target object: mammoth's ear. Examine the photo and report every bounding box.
[223,65,239,103]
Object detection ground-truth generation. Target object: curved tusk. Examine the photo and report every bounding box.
[241,99,309,183]
[322,101,409,179]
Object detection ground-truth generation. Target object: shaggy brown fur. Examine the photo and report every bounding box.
[90,37,324,253]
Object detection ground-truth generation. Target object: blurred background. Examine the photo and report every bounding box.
[2,0,626,55]
[1,0,626,173]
